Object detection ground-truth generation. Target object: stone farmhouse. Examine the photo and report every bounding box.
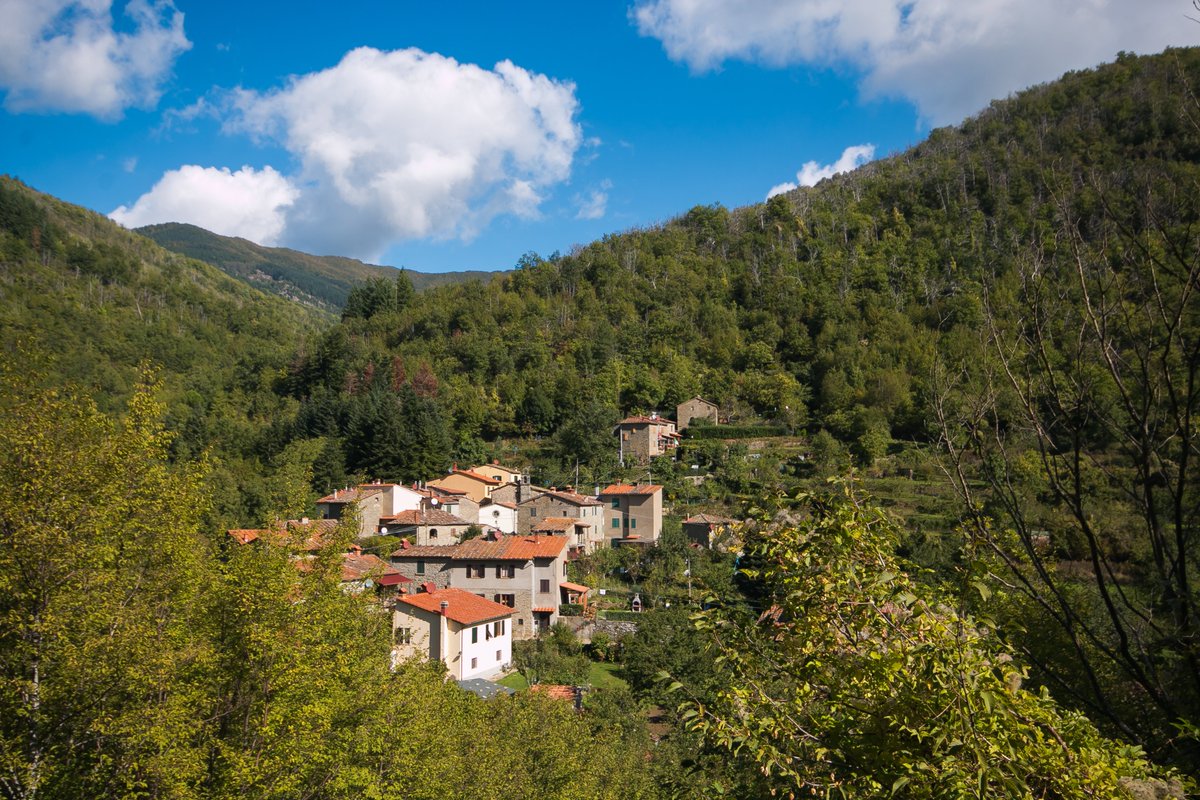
[516,488,603,551]
[676,396,718,430]
[615,414,680,464]
[377,508,475,545]
[389,534,575,638]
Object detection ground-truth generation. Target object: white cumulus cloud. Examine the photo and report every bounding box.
[0,0,190,119]
[767,143,875,198]
[575,180,612,220]
[632,0,1196,124]
[110,165,298,244]
[205,46,584,259]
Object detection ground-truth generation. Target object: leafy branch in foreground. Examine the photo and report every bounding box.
[670,487,1188,798]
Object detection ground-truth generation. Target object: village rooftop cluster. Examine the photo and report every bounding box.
[226,397,737,684]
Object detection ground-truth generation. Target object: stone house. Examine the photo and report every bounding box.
[315,482,427,538]
[391,587,514,680]
[377,508,475,545]
[516,488,603,543]
[489,482,545,507]
[598,484,664,546]
[614,414,680,464]
[676,396,718,430]
[389,534,573,638]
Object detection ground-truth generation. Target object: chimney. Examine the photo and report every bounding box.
[493,459,499,465]
[439,600,449,616]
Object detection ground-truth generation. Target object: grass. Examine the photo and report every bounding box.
[493,662,627,692]
[497,672,528,691]
[589,661,628,690]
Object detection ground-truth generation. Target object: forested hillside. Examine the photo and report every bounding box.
[139,222,498,311]
[0,177,329,526]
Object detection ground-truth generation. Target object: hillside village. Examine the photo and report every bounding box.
[226,396,737,686]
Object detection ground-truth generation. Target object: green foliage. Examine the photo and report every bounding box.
[682,424,787,439]
[513,623,591,686]
[673,487,1186,797]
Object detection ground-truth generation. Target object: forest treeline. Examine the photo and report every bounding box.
[1,46,1198,791]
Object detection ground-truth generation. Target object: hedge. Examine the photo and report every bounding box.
[684,424,788,440]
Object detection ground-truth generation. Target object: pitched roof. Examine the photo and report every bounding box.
[599,483,663,496]
[532,517,586,533]
[396,587,514,625]
[226,519,337,550]
[523,488,601,507]
[341,552,402,583]
[317,486,386,504]
[379,509,471,527]
[684,513,737,525]
[432,468,501,486]
[617,415,675,426]
[391,535,569,561]
[530,684,577,701]
[560,581,590,594]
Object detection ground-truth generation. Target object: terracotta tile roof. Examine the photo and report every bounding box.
[432,468,501,486]
[530,684,577,701]
[341,552,401,583]
[525,488,602,507]
[531,606,557,613]
[227,528,262,545]
[379,509,471,526]
[532,517,585,533]
[390,535,569,561]
[599,483,663,496]
[559,581,590,594]
[684,513,737,525]
[396,587,514,625]
[317,486,386,504]
[226,519,336,550]
[617,415,674,426]
[481,499,518,510]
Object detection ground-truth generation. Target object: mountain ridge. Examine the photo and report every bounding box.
[137,221,500,311]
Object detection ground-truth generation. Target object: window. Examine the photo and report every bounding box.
[471,657,477,669]
[518,618,524,626]
[494,619,505,636]
[540,579,550,593]
[563,562,568,576]
[468,564,485,578]
[394,627,412,645]
[471,627,478,644]
[493,594,515,608]
[429,528,438,539]
[611,498,620,509]
[496,650,502,661]
[631,518,637,529]
[612,518,620,529]
[529,507,535,516]
[416,560,425,575]
[495,564,514,579]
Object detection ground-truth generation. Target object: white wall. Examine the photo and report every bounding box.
[458,617,512,680]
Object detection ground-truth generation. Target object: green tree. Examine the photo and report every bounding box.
[672,487,1185,797]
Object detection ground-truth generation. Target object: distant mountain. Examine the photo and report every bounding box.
[137,222,499,311]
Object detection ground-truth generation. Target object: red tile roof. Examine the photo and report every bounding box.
[433,468,501,486]
[531,606,557,613]
[390,535,569,561]
[226,519,336,550]
[560,581,590,594]
[530,684,577,701]
[379,509,471,526]
[396,587,514,625]
[599,483,663,496]
[341,552,401,583]
[617,415,674,426]
[527,488,602,507]
[532,517,585,533]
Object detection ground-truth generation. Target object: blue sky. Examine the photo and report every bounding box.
[1,1,1195,272]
